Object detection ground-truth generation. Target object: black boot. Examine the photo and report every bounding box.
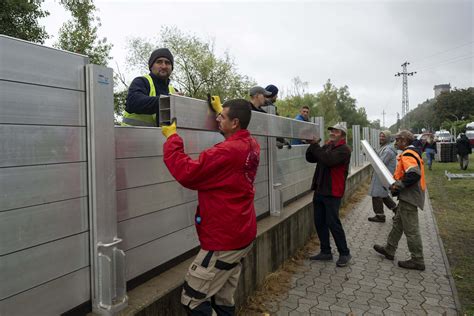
[368,215,386,223]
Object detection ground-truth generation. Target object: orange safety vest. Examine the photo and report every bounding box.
[394,148,426,191]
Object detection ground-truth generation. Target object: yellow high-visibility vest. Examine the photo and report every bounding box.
[122,74,175,127]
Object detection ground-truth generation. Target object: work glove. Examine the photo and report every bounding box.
[207,94,223,114]
[161,118,177,139]
[389,181,403,196]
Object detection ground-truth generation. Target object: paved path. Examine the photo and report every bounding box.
[265,195,459,315]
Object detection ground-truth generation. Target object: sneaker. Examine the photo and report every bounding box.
[373,244,394,260]
[398,259,425,271]
[309,252,333,261]
[336,254,351,267]
[368,215,386,223]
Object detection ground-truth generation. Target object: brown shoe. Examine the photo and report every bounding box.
[368,215,386,223]
[398,259,425,271]
[373,244,394,260]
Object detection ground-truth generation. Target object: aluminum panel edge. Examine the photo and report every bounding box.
[361,140,395,188]
[86,65,127,315]
[158,95,320,139]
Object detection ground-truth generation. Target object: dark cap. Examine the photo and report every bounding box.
[265,84,279,98]
[249,86,272,97]
[148,48,174,70]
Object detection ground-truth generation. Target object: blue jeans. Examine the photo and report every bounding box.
[313,194,350,256]
[425,148,435,168]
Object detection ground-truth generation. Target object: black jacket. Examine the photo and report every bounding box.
[457,135,472,156]
[306,139,351,198]
[125,72,171,115]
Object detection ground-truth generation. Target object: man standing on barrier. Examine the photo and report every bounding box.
[161,97,260,315]
[122,48,178,126]
[368,130,398,223]
[306,123,352,267]
[374,130,426,271]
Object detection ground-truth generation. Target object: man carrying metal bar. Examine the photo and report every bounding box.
[122,48,178,126]
[161,98,260,315]
[368,130,398,222]
[374,130,426,271]
[306,123,352,267]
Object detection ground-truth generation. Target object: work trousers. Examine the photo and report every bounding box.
[313,194,350,256]
[182,243,252,316]
[372,196,397,218]
[385,200,424,264]
[459,154,469,170]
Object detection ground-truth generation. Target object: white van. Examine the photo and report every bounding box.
[435,130,452,142]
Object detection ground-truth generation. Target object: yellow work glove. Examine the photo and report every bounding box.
[161,118,177,139]
[207,94,223,114]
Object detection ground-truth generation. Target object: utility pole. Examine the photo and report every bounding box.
[382,109,386,128]
[395,62,416,128]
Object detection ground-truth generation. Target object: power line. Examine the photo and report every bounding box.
[411,41,474,65]
[416,54,473,72]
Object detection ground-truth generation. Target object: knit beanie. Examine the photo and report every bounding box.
[265,84,279,98]
[148,48,174,70]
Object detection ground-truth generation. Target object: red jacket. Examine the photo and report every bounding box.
[306,138,351,198]
[163,129,260,251]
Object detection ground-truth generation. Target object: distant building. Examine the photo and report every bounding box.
[434,84,451,98]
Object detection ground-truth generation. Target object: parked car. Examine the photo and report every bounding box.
[435,130,452,142]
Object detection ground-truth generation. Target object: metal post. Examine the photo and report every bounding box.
[363,127,370,162]
[352,125,360,167]
[86,65,127,315]
[265,106,282,216]
[313,116,325,143]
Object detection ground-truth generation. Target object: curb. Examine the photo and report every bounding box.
[425,190,463,314]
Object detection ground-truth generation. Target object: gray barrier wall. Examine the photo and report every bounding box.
[0,36,91,315]
[0,36,374,315]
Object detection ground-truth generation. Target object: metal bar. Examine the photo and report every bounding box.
[86,65,127,315]
[361,140,395,188]
[158,95,320,139]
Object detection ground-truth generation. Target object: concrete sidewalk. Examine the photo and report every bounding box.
[263,194,459,315]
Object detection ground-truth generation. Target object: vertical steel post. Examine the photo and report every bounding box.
[352,125,360,167]
[265,106,282,216]
[86,65,127,315]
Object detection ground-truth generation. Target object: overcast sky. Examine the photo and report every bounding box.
[40,0,473,127]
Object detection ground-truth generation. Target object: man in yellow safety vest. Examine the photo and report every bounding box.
[122,48,177,126]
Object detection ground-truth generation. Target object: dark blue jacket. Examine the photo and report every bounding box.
[125,72,171,114]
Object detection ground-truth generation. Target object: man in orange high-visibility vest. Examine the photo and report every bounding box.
[374,130,427,271]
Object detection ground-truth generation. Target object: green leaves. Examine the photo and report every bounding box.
[54,0,112,66]
[0,0,49,43]
[125,26,255,101]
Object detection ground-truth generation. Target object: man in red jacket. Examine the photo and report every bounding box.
[306,123,352,267]
[161,98,260,316]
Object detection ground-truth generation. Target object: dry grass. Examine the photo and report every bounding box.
[238,179,370,315]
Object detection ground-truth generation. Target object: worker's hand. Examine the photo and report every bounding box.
[207,94,223,114]
[161,118,177,139]
[308,137,321,145]
[389,181,403,196]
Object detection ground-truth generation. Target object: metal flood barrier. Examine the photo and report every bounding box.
[0,36,320,315]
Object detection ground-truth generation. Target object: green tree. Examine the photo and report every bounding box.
[276,77,318,118]
[0,0,49,43]
[314,79,340,126]
[335,85,370,127]
[125,26,255,101]
[55,0,112,66]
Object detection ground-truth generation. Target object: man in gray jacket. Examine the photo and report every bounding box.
[368,130,397,223]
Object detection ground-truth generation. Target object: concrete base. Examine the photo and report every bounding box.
[116,163,371,316]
